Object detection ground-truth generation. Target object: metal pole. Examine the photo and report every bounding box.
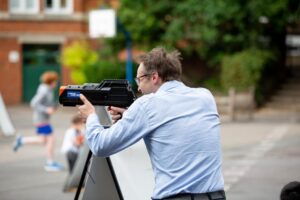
[126,37,133,84]
[117,19,133,84]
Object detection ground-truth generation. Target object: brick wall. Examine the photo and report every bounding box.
[0,0,118,104]
[61,40,74,85]
[0,0,119,13]
[83,0,102,12]
[0,0,8,11]
[0,20,87,33]
[0,38,22,104]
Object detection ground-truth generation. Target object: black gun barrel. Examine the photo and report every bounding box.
[59,79,136,107]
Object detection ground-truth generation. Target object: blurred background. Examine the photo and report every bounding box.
[0,0,300,200]
[0,0,300,110]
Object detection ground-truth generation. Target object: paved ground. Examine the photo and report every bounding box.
[0,104,299,200]
[221,120,300,200]
[0,105,76,200]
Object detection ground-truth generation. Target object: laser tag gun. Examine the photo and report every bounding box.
[59,79,136,107]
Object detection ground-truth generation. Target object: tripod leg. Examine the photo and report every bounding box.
[74,150,92,200]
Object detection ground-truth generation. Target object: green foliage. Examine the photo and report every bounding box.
[83,60,125,83]
[61,41,98,83]
[70,70,86,84]
[61,41,98,70]
[115,0,299,66]
[103,0,299,102]
[202,77,224,94]
[255,52,281,105]
[61,41,125,84]
[221,48,274,91]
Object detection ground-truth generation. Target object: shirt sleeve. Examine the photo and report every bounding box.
[85,100,151,157]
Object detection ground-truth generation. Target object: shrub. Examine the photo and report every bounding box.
[83,60,125,83]
[61,41,125,84]
[221,48,274,92]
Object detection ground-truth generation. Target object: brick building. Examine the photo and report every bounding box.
[0,0,113,104]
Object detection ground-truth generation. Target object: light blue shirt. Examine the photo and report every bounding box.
[85,80,224,199]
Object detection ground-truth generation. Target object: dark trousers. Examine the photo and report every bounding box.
[66,151,78,173]
[158,190,226,200]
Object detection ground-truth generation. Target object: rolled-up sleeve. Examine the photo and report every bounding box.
[85,99,151,157]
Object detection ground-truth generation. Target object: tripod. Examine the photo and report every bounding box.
[74,149,124,200]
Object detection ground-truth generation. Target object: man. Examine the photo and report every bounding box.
[78,47,225,200]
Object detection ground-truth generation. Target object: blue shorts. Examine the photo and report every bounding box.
[36,124,53,135]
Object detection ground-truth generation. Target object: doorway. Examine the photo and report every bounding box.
[22,44,61,103]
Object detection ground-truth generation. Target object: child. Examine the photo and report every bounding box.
[61,114,85,173]
[13,71,64,172]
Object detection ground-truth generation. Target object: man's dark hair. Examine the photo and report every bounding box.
[280,181,300,200]
[138,47,182,82]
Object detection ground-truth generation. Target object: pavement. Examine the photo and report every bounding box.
[221,119,300,200]
[0,105,76,200]
[0,104,300,200]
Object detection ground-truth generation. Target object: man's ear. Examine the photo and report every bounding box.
[152,72,162,85]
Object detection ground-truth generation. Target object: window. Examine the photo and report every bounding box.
[44,0,73,14]
[9,0,39,14]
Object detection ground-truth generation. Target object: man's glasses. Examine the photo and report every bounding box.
[135,74,152,85]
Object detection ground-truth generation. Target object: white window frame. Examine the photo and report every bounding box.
[44,0,73,15]
[9,0,39,14]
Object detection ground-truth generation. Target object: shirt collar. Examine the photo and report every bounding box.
[156,80,184,93]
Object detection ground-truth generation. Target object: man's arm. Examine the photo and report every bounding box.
[78,94,150,157]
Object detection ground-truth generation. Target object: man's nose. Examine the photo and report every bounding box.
[137,86,142,93]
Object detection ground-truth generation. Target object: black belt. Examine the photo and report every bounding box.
[160,190,226,200]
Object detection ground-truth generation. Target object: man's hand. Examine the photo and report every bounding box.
[78,94,95,120]
[107,106,126,123]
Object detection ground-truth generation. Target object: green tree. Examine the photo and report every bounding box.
[221,48,274,91]
[107,0,299,101]
[114,0,299,63]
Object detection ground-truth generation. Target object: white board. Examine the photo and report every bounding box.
[81,106,154,199]
[0,93,16,136]
[89,9,116,38]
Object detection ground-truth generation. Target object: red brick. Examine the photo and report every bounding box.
[0,39,22,104]
[0,0,118,104]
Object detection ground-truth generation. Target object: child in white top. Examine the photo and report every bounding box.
[61,115,84,173]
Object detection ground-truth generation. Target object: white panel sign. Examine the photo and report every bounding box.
[89,9,116,38]
[82,107,154,199]
[111,141,155,200]
[0,93,15,136]
[8,51,19,63]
